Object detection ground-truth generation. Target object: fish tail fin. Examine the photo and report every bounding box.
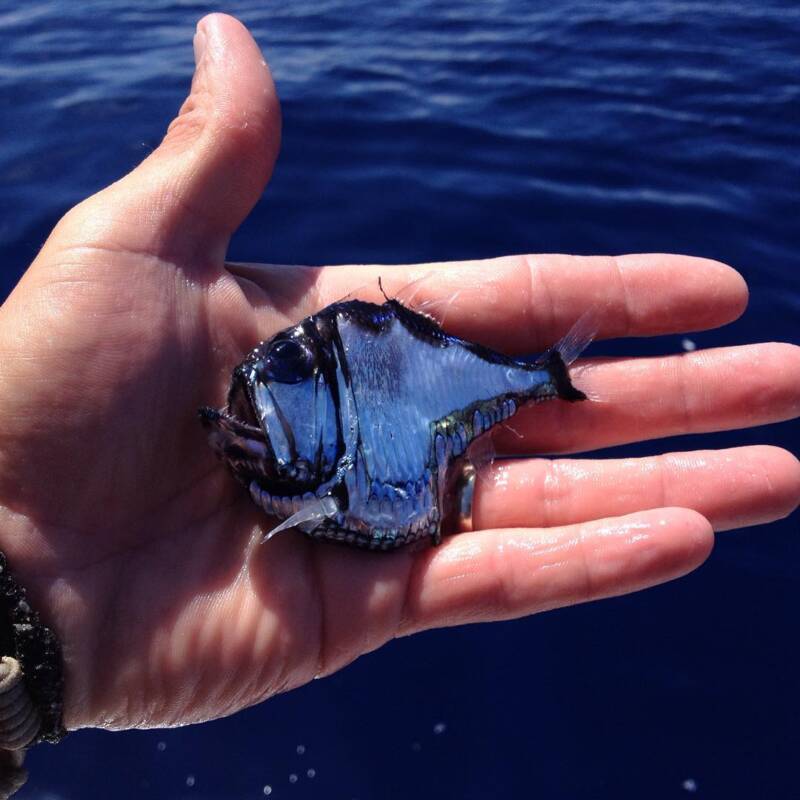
[538,311,597,402]
[542,349,586,401]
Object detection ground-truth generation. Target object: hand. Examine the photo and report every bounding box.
[0,13,797,731]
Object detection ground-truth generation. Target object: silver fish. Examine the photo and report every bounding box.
[200,295,591,550]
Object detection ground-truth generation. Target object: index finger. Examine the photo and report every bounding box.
[300,253,748,352]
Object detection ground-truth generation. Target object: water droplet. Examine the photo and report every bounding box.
[296,744,306,755]
[307,768,316,779]
[433,722,447,735]
[682,338,697,352]
[156,741,166,752]
[185,775,196,788]
[682,778,698,792]
[262,786,272,796]
[289,773,298,784]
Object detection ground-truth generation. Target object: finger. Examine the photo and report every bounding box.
[229,253,748,351]
[474,446,800,532]
[495,342,800,454]
[44,13,280,269]
[399,507,713,634]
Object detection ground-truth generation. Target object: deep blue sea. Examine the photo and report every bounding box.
[1,1,799,797]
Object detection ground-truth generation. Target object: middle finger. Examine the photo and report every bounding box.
[494,342,800,455]
[473,445,800,532]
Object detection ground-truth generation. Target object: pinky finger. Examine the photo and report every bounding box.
[399,507,713,635]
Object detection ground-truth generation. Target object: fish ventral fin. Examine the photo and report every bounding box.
[260,495,340,544]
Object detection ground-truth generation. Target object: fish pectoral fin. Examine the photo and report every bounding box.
[261,495,340,544]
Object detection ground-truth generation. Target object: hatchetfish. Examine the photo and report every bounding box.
[200,291,592,550]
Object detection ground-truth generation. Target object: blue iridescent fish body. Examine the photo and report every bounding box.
[200,296,588,550]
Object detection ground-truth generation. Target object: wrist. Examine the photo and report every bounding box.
[0,511,93,732]
[0,550,65,743]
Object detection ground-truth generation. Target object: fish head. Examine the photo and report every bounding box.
[201,323,341,494]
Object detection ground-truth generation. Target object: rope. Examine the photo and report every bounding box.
[0,658,40,750]
[0,657,41,797]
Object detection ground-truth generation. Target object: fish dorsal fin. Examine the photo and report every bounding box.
[408,290,464,327]
[331,273,464,331]
[389,272,464,327]
[329,279,381,306]
[328,274,438,308]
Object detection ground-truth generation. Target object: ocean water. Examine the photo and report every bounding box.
[1,0,798,797]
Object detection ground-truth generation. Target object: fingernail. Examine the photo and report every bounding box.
[193,24,207,68]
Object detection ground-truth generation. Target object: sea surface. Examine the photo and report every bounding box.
[1,1,798,797]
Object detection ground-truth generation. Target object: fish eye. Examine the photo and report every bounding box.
[266,338,315,384]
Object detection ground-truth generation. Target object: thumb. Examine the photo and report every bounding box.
[46,13,281,268]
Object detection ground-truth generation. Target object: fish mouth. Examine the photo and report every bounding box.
[199,406,275,474]
[199,406,315,490]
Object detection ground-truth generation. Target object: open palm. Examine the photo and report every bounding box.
[0,14,797,731]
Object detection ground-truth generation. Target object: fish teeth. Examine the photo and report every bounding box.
[473,410,484,437]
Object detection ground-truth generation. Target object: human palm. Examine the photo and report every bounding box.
[0,14,796,732]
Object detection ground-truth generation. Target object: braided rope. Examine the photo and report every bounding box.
[0,658,40,750]
[0,657,36,798]
[0,552,65,744]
